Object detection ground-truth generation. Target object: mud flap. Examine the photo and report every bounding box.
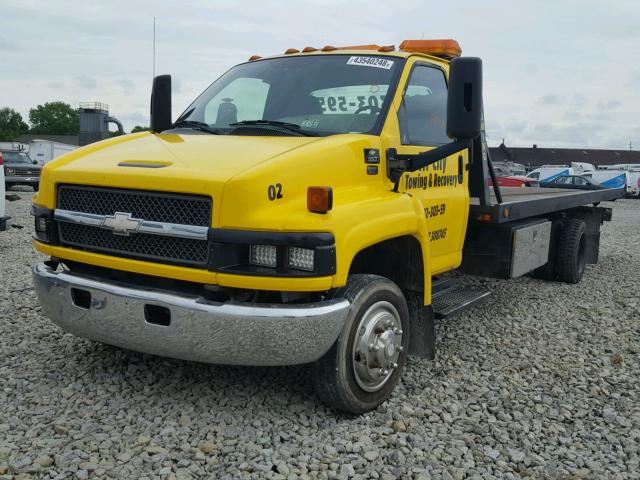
[404,290,435,360]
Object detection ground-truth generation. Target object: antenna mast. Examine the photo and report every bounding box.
[153,17,156,80]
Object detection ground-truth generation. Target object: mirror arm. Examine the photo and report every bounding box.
[387,138,473,192]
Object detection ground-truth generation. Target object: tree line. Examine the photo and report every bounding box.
[0,103,148,141]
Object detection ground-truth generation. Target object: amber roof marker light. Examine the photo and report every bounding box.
[399,39,462,59]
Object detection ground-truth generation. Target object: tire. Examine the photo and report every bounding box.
[556,218,587,284]
[33,183,39,192]
[312,274,410,414]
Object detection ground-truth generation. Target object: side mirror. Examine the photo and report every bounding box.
[150,74,172,133]
[447,57,482,140]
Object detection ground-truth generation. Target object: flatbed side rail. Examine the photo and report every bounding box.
[469,187,623,223]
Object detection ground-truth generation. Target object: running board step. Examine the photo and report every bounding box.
[432,282,491,319]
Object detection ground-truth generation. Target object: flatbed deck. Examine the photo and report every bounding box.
[470,187,623,223]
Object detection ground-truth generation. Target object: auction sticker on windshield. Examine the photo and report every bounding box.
[346,56,394,69]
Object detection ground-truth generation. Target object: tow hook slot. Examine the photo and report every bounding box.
[144,304,171,327]
[71,288,92,309]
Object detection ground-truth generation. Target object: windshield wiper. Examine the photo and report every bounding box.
[230,120,317,136]
[171,120,220,135]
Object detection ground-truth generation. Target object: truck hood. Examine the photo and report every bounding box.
[48,132,321,184]
[40,132,322,217]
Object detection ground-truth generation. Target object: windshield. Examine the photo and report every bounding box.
[2,151,33,164]
[176,54,403,136]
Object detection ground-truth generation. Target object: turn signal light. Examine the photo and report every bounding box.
[307,186,333,214]
[399,39,462,58]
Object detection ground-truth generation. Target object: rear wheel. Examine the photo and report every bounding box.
[556,218,587,283]
[312,274,410,414]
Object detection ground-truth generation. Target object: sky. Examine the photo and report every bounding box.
[1,0,639,149]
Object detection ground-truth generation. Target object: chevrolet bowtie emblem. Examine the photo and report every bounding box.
[101,212,141,236]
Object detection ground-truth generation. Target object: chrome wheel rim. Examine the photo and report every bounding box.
[352,301,404,392]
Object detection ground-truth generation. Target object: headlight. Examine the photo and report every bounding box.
[288,247,315,271]
[5,167,15,175]
[249,244,277,268]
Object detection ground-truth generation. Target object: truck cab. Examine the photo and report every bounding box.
[31,40,620,413]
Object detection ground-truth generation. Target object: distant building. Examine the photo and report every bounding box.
[11,135,79,164]
[29,139,78,164]
[490,143,640,169]
[14,134,79,146]
[79,102,123,146]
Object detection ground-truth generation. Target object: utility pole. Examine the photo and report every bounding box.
[152,17,156,81]
[630,140,633,152]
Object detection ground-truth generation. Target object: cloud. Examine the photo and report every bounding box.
[75,74,98,89]
[529,122,604,147]
[47,81,65,90]
[597,99,622,110]
[1,0,639,144]
[119,111,148,128]
[536,94,562,105]
[117,78,135,95]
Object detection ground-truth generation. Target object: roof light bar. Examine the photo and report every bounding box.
[399,39,462,58]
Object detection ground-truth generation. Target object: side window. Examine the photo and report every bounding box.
[204,78,269,126]
[398,66,449,146]
[574,177,587,185]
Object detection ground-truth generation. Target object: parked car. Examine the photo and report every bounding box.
[527,166,572,182]
[0,151,9,231]
[2,149,42,191]
[489,175,539,187]
[540,175,605,191]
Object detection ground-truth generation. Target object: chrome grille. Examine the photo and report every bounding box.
[56,185,212,267]
[14,167,41,176]
[57,185,211,226]
[59,222,209,266]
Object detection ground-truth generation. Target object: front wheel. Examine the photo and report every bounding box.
[312,274,410,414]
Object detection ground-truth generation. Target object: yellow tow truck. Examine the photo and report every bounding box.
[31,40,621,413]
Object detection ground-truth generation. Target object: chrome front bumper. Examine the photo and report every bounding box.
[32,262,350,366]
[6,175,39,184]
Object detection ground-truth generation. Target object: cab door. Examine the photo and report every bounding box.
[387,61,470,274]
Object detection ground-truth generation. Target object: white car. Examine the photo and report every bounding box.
[0,151,9,231]
[527,166,573,183]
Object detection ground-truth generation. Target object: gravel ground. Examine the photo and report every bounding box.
[1,188,639,480]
